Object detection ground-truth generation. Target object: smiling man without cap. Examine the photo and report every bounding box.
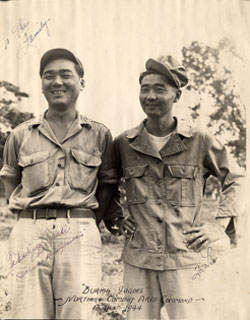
[0,48,122,319]
[112,55,245,320]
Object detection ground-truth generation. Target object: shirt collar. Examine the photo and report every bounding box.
[28,110,92,130]
[126,117,193,139]
[78,113,92,129]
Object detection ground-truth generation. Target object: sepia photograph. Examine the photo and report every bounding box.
[0,0,249,319]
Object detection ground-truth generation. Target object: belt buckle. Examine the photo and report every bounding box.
[46,208,57,219]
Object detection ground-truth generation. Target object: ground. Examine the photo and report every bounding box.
[0,199,249,319]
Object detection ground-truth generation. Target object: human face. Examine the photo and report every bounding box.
[139,73,179,120]
[41,58,84,110]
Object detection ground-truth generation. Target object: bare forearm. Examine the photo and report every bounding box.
[94,183,114,225]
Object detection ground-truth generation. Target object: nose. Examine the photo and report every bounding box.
[52,75,63,86]
[147,89,156,101]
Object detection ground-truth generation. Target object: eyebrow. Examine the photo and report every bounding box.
[43,69,73,75]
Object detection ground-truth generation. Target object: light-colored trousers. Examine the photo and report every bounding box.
[124,262,216,320]
[6,217,102,319]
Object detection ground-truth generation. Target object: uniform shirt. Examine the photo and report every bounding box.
[0,111,118,213]
[115,118,245,270]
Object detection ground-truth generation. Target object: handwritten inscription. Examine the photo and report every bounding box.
[192,247,217,280]
[12,19,30,38]
[54,284,205,314]
[55,231,84,255]
[6,225,84,279]
[1,18,51,58]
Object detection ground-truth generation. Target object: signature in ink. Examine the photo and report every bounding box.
[15,231,84,280]
[6,224,70,270]
[6,226,84,279]
[32,224,70,241]
[15,251,53,280]
[6,242,44,270]
[192,247,217,280]
[55,231,84,255]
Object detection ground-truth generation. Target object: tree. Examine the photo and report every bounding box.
[0,81,34,194]
[182,38,246,168]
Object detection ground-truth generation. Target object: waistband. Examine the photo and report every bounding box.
[17,208,95,220]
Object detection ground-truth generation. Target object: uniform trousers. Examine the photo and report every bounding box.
[124,262,216,320]
[6,217,102,319]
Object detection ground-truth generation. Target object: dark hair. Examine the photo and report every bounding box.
[73,63,84,78]
[40,48,84,78]
[40,58,83,79]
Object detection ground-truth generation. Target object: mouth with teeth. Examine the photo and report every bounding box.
[51,90,66,96]
[146,104,159,107]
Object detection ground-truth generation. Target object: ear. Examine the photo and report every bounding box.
[80,78,85,91]
[174,89,182,103]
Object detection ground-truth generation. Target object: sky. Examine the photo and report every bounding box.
[0,0,249,136]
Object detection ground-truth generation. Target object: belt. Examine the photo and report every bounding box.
[18,208,95,220]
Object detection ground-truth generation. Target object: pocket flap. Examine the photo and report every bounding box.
[124,164,147,179]
[71,149,101,167]
[18,151,50,167]
[168,165,198,178]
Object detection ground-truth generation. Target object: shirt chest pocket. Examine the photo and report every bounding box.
[18,151,51,196]
[165,165,200,207]
[124,164,148,204]
[69,149,102,193]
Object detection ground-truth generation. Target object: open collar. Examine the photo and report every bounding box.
[126,117,193,140]
[125,117,193,159]
[28,110,92,130]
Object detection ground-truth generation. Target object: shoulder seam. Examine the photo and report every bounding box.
[12,116,37,131]
[81,115,110,131]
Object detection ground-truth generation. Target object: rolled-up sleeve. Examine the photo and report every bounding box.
[204,133,246,245]
[0,132,21,182]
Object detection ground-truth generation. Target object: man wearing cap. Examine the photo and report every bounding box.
[113,55,244,319]
[0,48,121,319]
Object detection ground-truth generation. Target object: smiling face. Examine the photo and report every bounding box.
[139,73,180,120]
[41,58,84,110]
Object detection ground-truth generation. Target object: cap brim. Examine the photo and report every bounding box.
[40,48,83,77]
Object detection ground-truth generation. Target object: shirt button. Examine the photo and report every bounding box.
[55,183,60,187]
[157,199,162,205]
[58,163,62,168]
[174,207,180,216]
